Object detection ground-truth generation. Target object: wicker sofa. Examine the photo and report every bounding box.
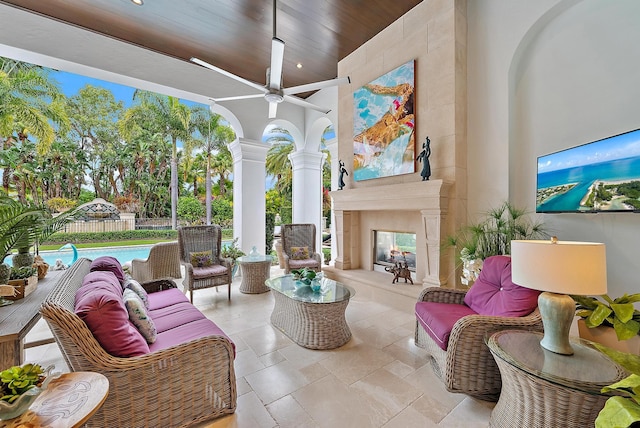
[41,257,237,427]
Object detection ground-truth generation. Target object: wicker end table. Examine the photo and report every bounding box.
[265,274,354,350]
[487,330,626,428]
[237,255,272,294]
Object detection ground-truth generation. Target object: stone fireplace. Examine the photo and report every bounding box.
[329,180,451,289]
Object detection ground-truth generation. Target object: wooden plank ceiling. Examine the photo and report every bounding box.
[0,0,422,97]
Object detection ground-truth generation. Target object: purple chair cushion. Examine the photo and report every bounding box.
[289,259,319,269]
[463,255,541,317]
[90,256,125,285]
[193,264,227,279]
[415,301,477,350]
[75,277,150,357]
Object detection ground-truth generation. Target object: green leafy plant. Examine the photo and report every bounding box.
[9,266,37,280]
[444,201,547,285]
[591,343,640,427]
[445,201,547,263]
[220,238,245,262]
[291,267,316,285]
[573,294,640,341]
[0,363,46,403]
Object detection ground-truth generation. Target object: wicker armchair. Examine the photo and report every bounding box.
[178,225,232,303]
[414,256,544,401]
[130,241,181,283]
[281,223,322,274]
[40,259,237,427]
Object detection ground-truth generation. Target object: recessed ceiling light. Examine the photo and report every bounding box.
[296,63,303,69]
[131,0,143,5]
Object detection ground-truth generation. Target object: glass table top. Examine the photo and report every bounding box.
[265,274,354,304]
[237,255,273,263]
[488,330,625,388]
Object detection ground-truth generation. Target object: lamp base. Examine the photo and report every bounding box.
[538,291,575,355]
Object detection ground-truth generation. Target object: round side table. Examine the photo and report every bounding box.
[487,330,626,428]
[237,255,272,294]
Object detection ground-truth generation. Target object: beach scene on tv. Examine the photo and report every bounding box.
[536,128,640,213]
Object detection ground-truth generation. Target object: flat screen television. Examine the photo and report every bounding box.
[536,128,640,213]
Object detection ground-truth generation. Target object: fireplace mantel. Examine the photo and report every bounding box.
[330,180,452,287]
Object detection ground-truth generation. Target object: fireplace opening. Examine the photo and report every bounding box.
[374,230,416,271]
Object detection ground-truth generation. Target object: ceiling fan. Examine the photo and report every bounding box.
[190,0,350,119]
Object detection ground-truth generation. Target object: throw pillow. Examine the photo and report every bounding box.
[125,278,150,309]
[190,250,213,267]
[290,246,310,260]
[123,289,157,344]
[75,279,149,357]
[90,256,125,285]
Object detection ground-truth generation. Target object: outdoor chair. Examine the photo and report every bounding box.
[414,255,543,401]
[130,241,181,283]
[281,223,322,274]
[178,225,232,303]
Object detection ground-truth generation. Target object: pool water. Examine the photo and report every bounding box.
[40,244,152,267]
[39,240,232,267]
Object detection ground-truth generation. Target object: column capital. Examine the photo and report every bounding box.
[289,150,326,171]
[229,138,269,162]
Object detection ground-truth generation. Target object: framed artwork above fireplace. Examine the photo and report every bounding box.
[352,60,416,181]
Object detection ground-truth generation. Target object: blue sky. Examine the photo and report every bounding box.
[538,128,640,173]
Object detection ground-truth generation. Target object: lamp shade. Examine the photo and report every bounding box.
[511,239,607,296]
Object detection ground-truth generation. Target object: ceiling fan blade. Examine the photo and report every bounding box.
[269,102,278,119]
[283,76,351,96]
[269,37,285,90]
[214,94,265,102]
[283,94,331,114]
[190,57,267,93]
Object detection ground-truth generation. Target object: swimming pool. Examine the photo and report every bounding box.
[39,240,232,267]
[40,244,152,267]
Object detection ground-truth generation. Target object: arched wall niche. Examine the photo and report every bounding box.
[507,0,640,297]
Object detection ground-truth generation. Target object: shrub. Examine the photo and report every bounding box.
[45,197,76,213]
[177,196,204,224]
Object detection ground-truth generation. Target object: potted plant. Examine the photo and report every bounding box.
[444,201,547,286]
[591,344,640,427]
[0,363,54,420]
[220,238,245,277]
[573,293,640,353]
[0,198,45,284]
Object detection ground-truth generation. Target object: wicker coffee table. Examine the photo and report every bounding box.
[237,255,272,294]
[487,330,626,428]
[266,274,354,350]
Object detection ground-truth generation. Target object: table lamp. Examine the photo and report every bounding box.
[511,237,607,355]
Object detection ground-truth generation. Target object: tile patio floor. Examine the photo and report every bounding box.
[25,266,494,427]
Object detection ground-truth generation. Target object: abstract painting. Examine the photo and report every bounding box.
[353,60,415,181]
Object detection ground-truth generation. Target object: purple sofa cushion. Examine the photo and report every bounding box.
[147,288,190,311]
[148,301,207,333]
[75,278,150,357]
[415,301,476,350]
[149,318,235,356]
[463,255,541,317]
[193,264,227,279]
[90,256,125,285]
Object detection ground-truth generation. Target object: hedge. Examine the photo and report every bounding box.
[43,228,234,245]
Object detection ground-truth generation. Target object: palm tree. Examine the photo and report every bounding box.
[0,57,69,194]
[191,109,235,224]
[265,130,294,198]
[120,92,193,229]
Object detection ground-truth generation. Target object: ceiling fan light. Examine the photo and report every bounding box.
[264,93,284,104]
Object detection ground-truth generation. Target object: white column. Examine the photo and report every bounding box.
[289,150,326,255]
[229,138,269,255]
